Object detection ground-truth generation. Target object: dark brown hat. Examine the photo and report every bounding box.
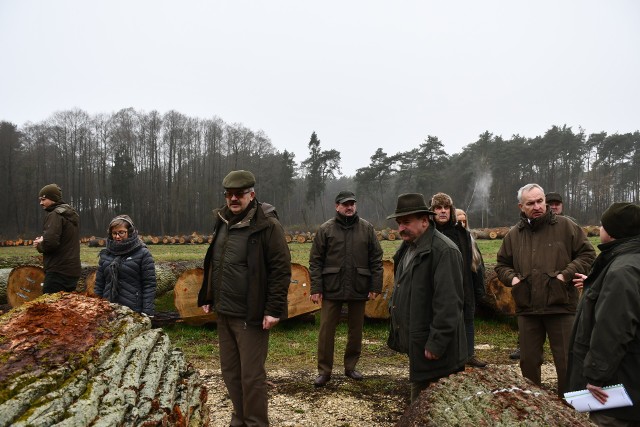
[546,192,563,203]
[222,170,256,189]
[601,202,640,239]
[387,193,435,219]
[39,183,62,202]
[335,190,356,204]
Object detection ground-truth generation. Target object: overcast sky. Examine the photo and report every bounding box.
[1,1,638,176]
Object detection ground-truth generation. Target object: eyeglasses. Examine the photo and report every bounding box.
[223,189,252,199]
[112,230,128,237]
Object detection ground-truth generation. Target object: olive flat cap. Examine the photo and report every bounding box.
[335,190,356,204]
[545,192,563,203]
[222,170,256,189]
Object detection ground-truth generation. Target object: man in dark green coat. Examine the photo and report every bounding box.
[310,190,384,387]
[198,170,291,427]
[387,193,467,402]
[33,183,81,293]
[567,202,640,426]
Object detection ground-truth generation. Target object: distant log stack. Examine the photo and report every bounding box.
[0,293,209,426]
[396,366,592,426]
[6,265,45,308]
[473,227,511,240]
[380,230,397,241]
[364,260,395,319]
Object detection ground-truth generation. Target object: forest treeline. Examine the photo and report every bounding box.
[0,107,638,237]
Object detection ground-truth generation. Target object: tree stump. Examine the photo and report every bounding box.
[397,367,594,426]
[6,265,45,308]
[0,293,209,426]
[364,260,394,319]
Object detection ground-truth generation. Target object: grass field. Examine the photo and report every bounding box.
[0,234,600,368]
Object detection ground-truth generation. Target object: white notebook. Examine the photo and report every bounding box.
[564,384,633,413]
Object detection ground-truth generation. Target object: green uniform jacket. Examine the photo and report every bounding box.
[567,236,640,421]
[37,202,81,277]
[197,201,291,326]
[495,210,596,315]
[387,222,467,382]
[309,213,383,300]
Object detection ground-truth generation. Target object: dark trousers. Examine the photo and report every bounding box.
[317,299,366,375]
[464,317,474,358]
[43,271,79,294]
[218,314,270,427]
[518,313,574,396]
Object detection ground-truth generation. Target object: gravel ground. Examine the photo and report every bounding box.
[196,361,559,426]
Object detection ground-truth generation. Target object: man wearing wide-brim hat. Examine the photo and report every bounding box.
[386,193,467,402]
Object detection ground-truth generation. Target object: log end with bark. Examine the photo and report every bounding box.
[396,367,595,426]
[0,292,209,427]
[364,260,394,319]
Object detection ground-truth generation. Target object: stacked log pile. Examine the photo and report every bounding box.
[397,367,594,426]
[0,293,209,426]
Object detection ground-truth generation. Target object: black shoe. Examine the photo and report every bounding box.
[314,374,331,387]
[345,370,363,381]
[509,348,520,360]
[466,356,488,368]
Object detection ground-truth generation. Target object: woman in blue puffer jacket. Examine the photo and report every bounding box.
[94,215,156,316]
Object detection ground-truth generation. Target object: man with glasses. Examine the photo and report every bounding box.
[310,190,384,387]
[198,170,291,427]
[33,183,81,293]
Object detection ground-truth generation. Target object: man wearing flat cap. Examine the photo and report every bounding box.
[546,191,578,224]
[33,183,81,293]
[386,193,467,402]
[309,190,383,387]
[198,170,291,427]
[567,202,640,425]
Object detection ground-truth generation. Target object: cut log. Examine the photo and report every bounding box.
[397,366,593,426]
[173,267,217,326]
[474,227,511,240]
[83,261,203,298]
[380,230,397,240]
[0,293,209,426]
[173,263,320,325]
[481,269,516,316]
[295,233,307,243]
[364,260,394,319]
[284,263,318,319]
[6,265,45,307]
[87,238,106,247]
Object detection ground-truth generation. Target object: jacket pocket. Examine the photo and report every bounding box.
[547,276,569,305]
[321,266,341,292]
[355,268,372,293]
[511,277,531,309]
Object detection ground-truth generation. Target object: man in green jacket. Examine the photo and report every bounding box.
[495,183,596,396]
[33,183,81,293]
[198,170,291,427]
[567,202,640,426]
[387,193,467,402]
[310,190,383,387]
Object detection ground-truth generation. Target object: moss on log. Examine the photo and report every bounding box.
[397,367,595,426]
[0,293,208,427]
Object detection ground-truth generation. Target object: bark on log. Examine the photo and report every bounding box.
[87,238,106,247]
[380,230,397,240]
[364,260,394,319]
[396,366,594,426]
[0,293,209,427]
[0,268,11,305]
[474,227,511,239]
[6,265,45,308]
